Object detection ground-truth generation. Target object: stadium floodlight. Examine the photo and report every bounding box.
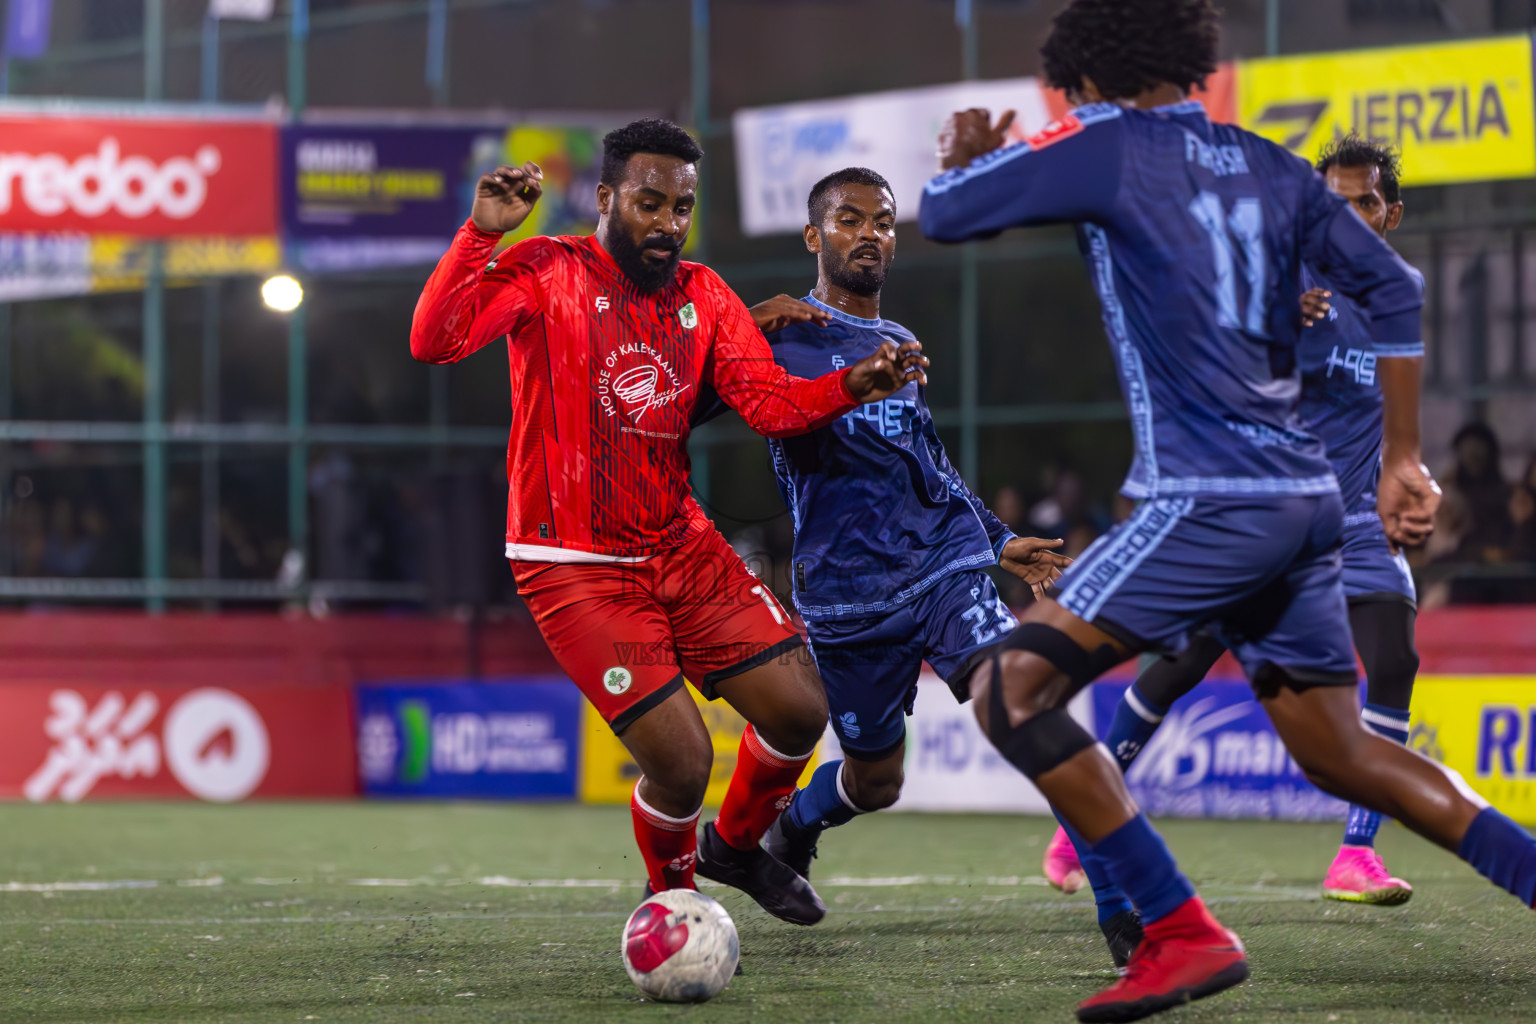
[261,274,304,312]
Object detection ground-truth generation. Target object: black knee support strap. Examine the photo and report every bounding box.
[1002,622,1124,688]
[984,697,1097,780]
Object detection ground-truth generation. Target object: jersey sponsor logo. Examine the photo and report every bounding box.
[841,396,916,437]
[677,302,698,330]
[831,354,845,370]
[603,667,633,695]
[598,342,692,422]
[595,295,610,312]
[1024,114,1083,151]
[1323,345,1377,385]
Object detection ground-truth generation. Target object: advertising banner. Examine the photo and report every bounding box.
[886,673,1094,814]
[1239,36,1536,186]
[580,683,820,805]
[1092,680,1348,822]
[0,114,278,237]
[282,122,610,272]
[0,683,355,802]
[731,65,1235,237]
[1411,677,1536,826]
[356,679,581,799]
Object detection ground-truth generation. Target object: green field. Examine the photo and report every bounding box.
[0,804,1531,1023]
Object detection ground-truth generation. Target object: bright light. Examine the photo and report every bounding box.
[261,274,304,312]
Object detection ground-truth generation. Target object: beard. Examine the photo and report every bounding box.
[605,219,683,294]
[823,248,887,297]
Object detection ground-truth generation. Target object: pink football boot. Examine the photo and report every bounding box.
[1322,845,1413,906]
[1044,825,1088,894]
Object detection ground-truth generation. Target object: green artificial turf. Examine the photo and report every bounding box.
[0,803,1531,1023]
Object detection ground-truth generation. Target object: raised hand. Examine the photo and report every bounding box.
[845,339,929,403]
[1378,458,1441,552]
[750,294,830,335]
[938,108,1017,171]
[1301,287,1332,328]
[999,536,1072,599]
[471,161,543,235]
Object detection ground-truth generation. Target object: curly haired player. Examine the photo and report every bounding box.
[920,1,1536,1020]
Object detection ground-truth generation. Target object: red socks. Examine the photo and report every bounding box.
[714,724,814,850]
[631,783,701,892]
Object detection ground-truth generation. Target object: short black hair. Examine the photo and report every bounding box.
[807,167,895,226]
[1041,0,1220,101]
[600,117,703,187]
[1317,133,1403,204]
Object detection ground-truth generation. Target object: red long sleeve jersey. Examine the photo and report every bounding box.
[411,222,859,561]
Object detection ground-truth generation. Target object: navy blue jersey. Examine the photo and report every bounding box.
[766,296,1014,623]
[920,102,1423,500]
[1298,262,1426,527]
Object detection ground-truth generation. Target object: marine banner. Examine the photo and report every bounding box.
[1239,36,1536,186]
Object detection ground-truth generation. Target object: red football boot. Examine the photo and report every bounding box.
[1076,896,1248,1023]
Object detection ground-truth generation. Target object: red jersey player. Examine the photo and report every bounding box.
[411,118,926,924]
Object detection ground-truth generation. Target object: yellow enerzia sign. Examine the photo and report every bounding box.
[1240,36,1536,186]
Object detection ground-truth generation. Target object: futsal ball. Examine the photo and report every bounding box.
[621,888,739,1003]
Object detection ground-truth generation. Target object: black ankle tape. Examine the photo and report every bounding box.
[986,706,1097,780]
[1002,622,1122,687]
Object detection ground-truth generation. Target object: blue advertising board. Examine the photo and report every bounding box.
[356,678,581,799]
[1092,679,1349,821]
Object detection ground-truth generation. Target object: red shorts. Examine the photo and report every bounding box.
[510,526,803,734]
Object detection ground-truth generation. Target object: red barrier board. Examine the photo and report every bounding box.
[0,683,356,802]
[0,115,278,237]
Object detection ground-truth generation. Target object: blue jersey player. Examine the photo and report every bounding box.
[736,168,1071,886]
[920,2,1536,1021]
[1047,136,1429,910]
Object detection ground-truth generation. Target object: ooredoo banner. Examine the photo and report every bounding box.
[0,115,278,237]
[0,683,356,802]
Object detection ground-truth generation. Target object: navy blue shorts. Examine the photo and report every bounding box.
[1340,513,1416,606]
[1053,493,1358,686]
[805,570,1018,759]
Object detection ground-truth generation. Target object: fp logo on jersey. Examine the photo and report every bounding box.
[678,302,698,330]
[604,667,633,695]
[595,296,610,312]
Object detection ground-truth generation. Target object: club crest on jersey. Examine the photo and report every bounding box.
[677,302,698,330]
[603,667,632,694]
[1025,114,1084,151]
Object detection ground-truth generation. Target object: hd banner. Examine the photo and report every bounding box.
[355,679,581,800]
[1239,35,1536,186]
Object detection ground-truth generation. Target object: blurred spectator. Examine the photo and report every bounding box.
[40,499,98,577]
[1028,466,1101,557]
[1444,422,1511,555]
[991,485,1026,535]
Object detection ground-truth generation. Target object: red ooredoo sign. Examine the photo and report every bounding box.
[0,115,278,237]
[0,683,356,802]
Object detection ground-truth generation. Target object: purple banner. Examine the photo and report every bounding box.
[281,122,610,273]
[4,0,52,59]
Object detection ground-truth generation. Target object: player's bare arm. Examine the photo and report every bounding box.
[937,108,1016,171]
[1377,355,1440,551]
[1301,287,1332,328]
[751,294,831,335]
[998,536,1072,599]
[471,161,544,234]
[845,339,929,403]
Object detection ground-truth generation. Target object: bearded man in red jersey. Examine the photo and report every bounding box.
[411,118,926,924]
